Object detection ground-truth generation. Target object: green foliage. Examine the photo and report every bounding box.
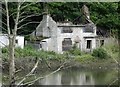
[110,45,119,53]
[103,44,119,53]
[2,47,8,53]
[75,54,94,62]
[5,2,119,38]
[102,44,119,59]
[68,48,81,56]
[92,48,108,59]
[89,2,119,29]
[15,45,34,57]
[24,35,31,41]
[14,45,66,61]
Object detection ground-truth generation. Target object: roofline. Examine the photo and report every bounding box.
[58,25,85,27]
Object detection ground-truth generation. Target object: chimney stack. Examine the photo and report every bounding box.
[81,5,90,19]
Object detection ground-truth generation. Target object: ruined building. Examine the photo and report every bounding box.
[30,5,113,53]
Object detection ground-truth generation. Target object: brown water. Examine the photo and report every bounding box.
[34,69,118,85]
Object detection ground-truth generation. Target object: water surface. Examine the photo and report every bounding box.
[35,69,118,85]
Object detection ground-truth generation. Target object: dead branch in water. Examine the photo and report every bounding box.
[16,58,39,86]
[108,78,118,87]
[22,60,70,86]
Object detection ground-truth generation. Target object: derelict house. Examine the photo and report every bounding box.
[30,5,98,53]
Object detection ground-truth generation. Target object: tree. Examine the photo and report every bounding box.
[1,1,40,86]
[1,2,70,86]
[3,2,118,36]
[1,1,119,86]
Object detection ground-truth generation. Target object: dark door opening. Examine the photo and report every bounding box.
[86,40,92,49]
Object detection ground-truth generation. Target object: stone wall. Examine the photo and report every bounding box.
[96,37,118,47]
[31,14,97,53]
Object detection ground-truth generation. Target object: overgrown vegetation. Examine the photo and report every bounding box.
[2,43,118,62]
[67,48,82,56]
[102,44,119,61]
[75,54,94,62]
[2,47,8,53]
[92,47,109,59]
[2,2,119,38]
[2,45,69,61]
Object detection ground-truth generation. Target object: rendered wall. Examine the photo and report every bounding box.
[0,35,24,49]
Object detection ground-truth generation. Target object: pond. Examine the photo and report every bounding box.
[34,68,118,85]
[2,68,118,86]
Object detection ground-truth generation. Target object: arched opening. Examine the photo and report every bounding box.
[62,38,72,51]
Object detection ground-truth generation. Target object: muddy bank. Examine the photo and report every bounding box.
[2,56,118,74]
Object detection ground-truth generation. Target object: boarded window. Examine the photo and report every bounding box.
[61,27,73,33]
[62,38,72,51]
[86,40,91,49]
[100,40,104,46]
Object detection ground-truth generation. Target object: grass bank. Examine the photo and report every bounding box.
[2,43,119,72]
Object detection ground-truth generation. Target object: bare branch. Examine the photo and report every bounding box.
[0,20,7,27]
[0,7,7,15]
[20,2,37,11]
[104,48,119,64]
[2,16,7,23]
[15,69,22,74]
[18,14,42,24]
[22,61,67,86]
[17,22,40,30]
[9,1,26,18]
[19,0,28,7]
[108,78,118,87]
[9,11,17,18]
[5,0,10,35]
[19,11,26,17]
[112,57,119,64]
[0,26,8,32]
[0,40,7,47]
[13,2,21,37]
[17,59,39,86]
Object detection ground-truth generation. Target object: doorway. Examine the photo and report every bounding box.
[86,40,92,49]
[62,38,72,51]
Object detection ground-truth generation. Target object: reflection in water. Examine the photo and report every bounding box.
[39,72,62,85]
[36,69,118,85]
[38,69,95,85]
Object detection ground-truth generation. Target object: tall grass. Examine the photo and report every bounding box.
[102,44,119,60]
[2,43,118,61]
[2,45,68,61]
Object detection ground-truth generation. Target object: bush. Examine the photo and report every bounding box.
[68,48,81,56]
[15,45,35,57]
[75,54,94,62]
[24,45,34,50]
[14,46,61,59]
[92,48,108,59]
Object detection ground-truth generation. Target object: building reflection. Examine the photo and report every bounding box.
[38,70,95,85]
